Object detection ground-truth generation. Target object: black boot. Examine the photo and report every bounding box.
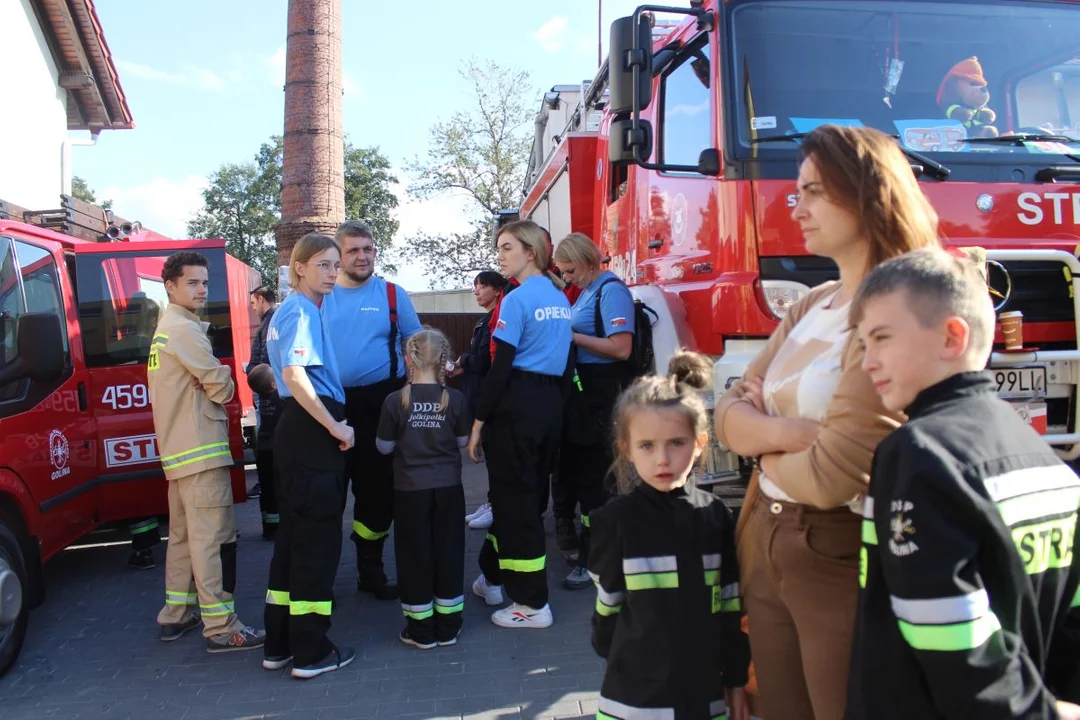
[555,517,579,560]
[355,537,399,600]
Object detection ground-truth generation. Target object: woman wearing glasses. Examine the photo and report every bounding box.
[264,233,357,679]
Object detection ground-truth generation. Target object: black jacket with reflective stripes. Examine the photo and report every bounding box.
[589,482,749,718]
[847,372,1080,719]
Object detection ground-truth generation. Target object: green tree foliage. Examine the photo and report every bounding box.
[71,175,112,210]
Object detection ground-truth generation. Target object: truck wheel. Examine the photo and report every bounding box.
[0,521,28,678]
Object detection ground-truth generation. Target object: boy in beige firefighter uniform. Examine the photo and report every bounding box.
[148,251,266,653]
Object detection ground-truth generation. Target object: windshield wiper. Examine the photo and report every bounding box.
[966,133,1080,146]
[749,132,949,180]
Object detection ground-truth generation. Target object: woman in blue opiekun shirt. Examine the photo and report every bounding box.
[466,220,572,630]
[552,233,636,591]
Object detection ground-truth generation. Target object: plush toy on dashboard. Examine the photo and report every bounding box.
[937,57,999,138]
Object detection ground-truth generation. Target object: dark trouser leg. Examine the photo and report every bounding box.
[128,517,161,552]
[483,377,562,610]
[346,379,402,588]
[433,484,466,642]
[550,454,577,521]
[266,400,347,666]
[572,440,614,569]
[394,488,436,645]
[256,450,279,537]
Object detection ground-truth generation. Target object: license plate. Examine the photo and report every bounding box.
[994,367,1046,397]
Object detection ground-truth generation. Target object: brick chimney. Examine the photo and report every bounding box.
[275,0,345,267]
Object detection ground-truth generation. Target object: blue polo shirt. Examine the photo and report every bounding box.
[572,271,636,364]
[322,277,422,387]
[267,292,345,404]
[493,275,572,376]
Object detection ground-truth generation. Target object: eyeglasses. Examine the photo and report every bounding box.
[307,261,341,273]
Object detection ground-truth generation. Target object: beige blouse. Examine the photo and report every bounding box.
[715,282,903,510]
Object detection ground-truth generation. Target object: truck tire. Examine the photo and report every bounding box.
[0,521,28,678]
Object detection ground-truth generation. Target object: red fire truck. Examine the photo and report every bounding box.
[519,0,1080,494]
[0,219,259,676]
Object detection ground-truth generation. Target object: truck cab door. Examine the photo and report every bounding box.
[70,240,237,523]
[0,235,96,554]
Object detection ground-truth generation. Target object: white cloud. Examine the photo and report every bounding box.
[533,15,569,54]
[115,59,226,92]
[267,46,286,87]
[100,175,209,238]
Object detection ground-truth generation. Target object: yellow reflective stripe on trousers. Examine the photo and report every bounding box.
[265,589,290,606]
[200,601,235,617]
[290,600,332,616]
[402,602,433,620]
[435,596,465,614]
[597,696,675,719]
[486,533,499,552]
[898,612,1002,651]
[499,554,546,573]
[129,518,159,534]
[353,520,390,541]
[581,513,591,528]
[165,591,197,605]
[161,442,231,471]
[595,596,622,616]
[1072,585,1080,609]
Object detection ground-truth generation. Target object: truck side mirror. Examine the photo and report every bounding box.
[609,15,653,115]
[610,117,654,165]
[0,313,65,387]
[697,149,721,176]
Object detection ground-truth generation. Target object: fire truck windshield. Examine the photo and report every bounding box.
[729,0,1080,168]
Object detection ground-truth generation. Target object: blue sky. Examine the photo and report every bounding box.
[75,0,687,290]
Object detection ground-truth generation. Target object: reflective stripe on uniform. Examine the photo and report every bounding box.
[290,600,332,616]
[353,520,390,541]
[200,601,235,617]
[892,589,1001,651]
[862,496,875,519]
[151,333,169,348]
[597,696,675,719]
[862,520,878,545]
[997,487,1080,528]
[1072,585,1080,609]
[402,602,434,620]
[581,513,591,528]
[703,553,721,586]
[983,464,1079,503]
[709,698,728,720]
[595,579,626,616]
[486,533,499,552]
[165,591,197,606]
[266,589,289,606]
[262,513,280,524]
[129,518,159,534]
[435,596,464,614]
[161,442,231,471]
[623,556,678,590]
[720,582,741,612]
[499,554,546,573]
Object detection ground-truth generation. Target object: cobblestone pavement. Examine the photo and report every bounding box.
[0,459,603,719]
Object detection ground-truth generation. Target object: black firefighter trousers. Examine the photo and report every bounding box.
[479,371,563,610]
[264,397,347,666]
[345,378,404,582]
[395,485,466,644]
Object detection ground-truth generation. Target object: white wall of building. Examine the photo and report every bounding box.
[411,289,482,314]
[0,0,68,210]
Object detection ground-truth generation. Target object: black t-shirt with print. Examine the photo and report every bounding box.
[377,383,469,491]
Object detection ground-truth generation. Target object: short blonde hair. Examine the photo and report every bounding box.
[553,232,602,271]
[288,233,339,289]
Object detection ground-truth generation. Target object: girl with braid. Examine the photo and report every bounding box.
[376,328,470,648]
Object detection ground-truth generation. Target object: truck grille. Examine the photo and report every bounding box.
[991,260,1075,324]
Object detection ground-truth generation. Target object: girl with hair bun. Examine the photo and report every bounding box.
[587,351,750,720]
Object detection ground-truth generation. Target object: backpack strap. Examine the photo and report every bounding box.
[387,281,399,380]
[593,277,621,339]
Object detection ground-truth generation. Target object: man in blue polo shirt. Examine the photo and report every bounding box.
[323,220,422,600]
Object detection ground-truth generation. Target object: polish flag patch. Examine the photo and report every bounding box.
[610,317,627,327]
[293,348,306,357]
[496,319,507,330]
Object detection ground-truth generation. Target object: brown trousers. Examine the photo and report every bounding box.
[739,491,861,720]
[156,467,245,638]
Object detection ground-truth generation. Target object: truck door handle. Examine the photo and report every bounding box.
[78,382,87,411]
[648,239,664,249]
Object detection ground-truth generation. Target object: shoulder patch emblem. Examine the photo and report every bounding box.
[889,499,919,556]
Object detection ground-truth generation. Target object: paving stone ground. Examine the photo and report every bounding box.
[0,457,603,719]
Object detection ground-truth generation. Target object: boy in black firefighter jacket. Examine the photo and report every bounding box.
[847,249,1080,718]
[588,351,750,720]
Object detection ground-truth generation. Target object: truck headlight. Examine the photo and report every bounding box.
[760,279,810,319]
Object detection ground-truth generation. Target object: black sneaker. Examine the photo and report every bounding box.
[555,518,579,553]
[563,566,592,590]
[291,645,356,679]
[128,549,156,571]
[436,632,460,647]
[206,626,266,653]
[398,628,436,650]
[247,483,261,499]
[357,576,399,601]
[159,615,200,642]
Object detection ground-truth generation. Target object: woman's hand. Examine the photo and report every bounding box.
[329,419,355,452]
[467,424,484,463]
[741,376,765,412]
[725,687,750,720]
[778,416,822,453]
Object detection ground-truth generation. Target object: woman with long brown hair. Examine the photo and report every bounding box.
[713,125,940,719]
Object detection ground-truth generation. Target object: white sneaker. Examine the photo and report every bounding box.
[471,573,504,606]
[491,603,553,629]
[468,506,494,529]
[465,503,490,524]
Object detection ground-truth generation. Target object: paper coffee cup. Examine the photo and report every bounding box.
[999,310,1024,350]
